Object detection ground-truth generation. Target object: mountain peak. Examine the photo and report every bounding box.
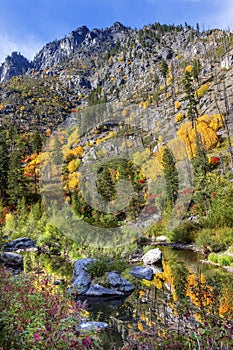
[0,52,31,83]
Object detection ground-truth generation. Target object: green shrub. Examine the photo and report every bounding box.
[218,255,233,266]
[0,266,97,349]
[196,227,233,252]
[208,253,219,263]
[170,221,197,243]
[87,256,127,279]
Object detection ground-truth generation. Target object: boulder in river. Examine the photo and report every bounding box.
[108,271,135,293]
[129,266,154,280]
[73,258,97,279]
[1,252,23,266]
[142,248,162,265]
[85,284,124,297]
[2,237,35,252]
[68,270,91,295]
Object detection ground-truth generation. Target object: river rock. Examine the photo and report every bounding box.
[2,237,35,252]
[1,252,23,266]
[129,266,154,280]
[149,265,163,274]
[108,271,135,293]
[68,270,91,295]
[73,258,97,279]
[142,248,162,265]
[77,321,108,332]
[85,284,124,297]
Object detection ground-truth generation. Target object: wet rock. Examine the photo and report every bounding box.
[1,252,23,266]
[149,264,163,274]
[108,271,135,293]
[73,258,97,279]
[156,235,168,242]
[85,284,124,297]
[68,270,91,295]
[2,237,35,252]
[142,248,162,265]
[77,321,108,332]
[129,266,154,281]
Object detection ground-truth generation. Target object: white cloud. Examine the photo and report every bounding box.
[197,0,233,30]
[0,33,44,64]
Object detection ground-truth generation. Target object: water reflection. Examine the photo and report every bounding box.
[22,247,233,348]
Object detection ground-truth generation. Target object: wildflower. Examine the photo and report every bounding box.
[211,156,220,164]
[138,179,145,184]
[33,333,41,342]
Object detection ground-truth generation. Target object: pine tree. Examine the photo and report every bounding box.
[162,147,179,206]
[193,59,201,84]
[182,70,198,128]
[7,149,28,205]
[32,131,43,153]
[0,131,9,201]
[192,136,210,215]
[161,59,169,79]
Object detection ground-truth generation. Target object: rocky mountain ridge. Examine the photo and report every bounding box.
[0,22,129,83]
[0,21,233,135]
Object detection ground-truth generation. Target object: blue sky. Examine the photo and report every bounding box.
[0,0,232,63]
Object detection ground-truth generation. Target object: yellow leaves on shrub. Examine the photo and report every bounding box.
[177,114,220,158]
[186,273,212,307]
[155,145,166,165]
[0,103,4,110]
[196,121,218,150]
[142,157,163,178]
[198,114,212,124]
[185,65,193,73]
[166,75,173,86]
[68,173,79,190]
[209,113,224,131]
[139,100,150,109]
[175,112,185,123]
[23,153,42,177]
[177,122,197,158]
[121,109,128,117]
[96,131,114,145]
[73,145,84,157]
[167,137,187,161]
[65,146,84,162]
[195,83,209,99]
[138,321,144,331]
[174,101,181,110]
[67,159,80,173]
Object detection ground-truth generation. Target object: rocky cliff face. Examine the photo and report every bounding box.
[0,22,233,134]
[32,25,89,71]
[0,52,31,83]
[0,22,130,83]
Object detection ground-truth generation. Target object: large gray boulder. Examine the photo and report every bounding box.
[2,237,35,252]
[142,248,162,265]
[129,266,154,281]
[68,270,91,295]
[73,258,97,279]
[108,271,135,293]
[85,284,124,297]
[1,252,23,266]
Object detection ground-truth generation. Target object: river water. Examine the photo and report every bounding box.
[22,246,233,349]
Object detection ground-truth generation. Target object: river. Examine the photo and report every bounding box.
[22,246,233,349]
